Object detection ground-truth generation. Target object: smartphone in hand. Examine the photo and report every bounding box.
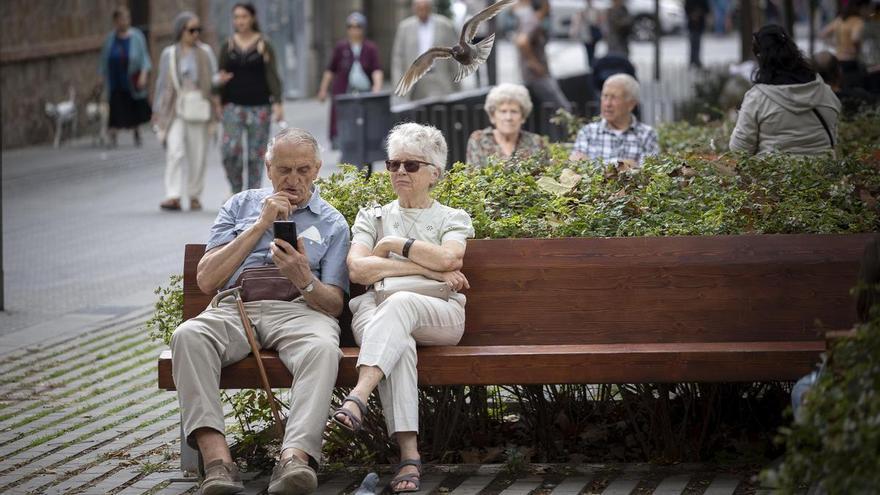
[273,221,297,253]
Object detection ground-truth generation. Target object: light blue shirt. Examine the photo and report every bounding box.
[206,186,351,292]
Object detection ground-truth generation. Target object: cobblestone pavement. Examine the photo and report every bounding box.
[0,313,768,494]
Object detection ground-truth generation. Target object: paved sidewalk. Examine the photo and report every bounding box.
[0,308,769,494]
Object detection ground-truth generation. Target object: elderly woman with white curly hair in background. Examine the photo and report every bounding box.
[466,83,546,168]
[329,123,474,494]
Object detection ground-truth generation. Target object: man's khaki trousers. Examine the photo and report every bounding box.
[171,299,341,463]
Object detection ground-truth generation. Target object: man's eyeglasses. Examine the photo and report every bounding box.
[188,27,202,34]
[385,159,433,173]
[347,24,362,29]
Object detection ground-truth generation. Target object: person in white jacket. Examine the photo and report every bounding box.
[730,24,841,156]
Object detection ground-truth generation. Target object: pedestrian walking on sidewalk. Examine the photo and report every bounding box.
[685,0,709,68]
[153,11,218,212]
[317,11,384,149]
[570,0,604,69]
[821,1,868,89]
[98,6,152,147]
[605,0,633,57]
[391,0,460,101]
[216,3,285,195]
[512,0,571,132]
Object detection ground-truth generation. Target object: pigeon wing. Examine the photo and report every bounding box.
[461,0,516,44]
[394,47,454,96]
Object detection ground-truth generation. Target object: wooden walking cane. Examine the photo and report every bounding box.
[230,289,286,440]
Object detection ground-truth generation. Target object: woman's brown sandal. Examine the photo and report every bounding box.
[390,459,422,493]
[330,395,367,433]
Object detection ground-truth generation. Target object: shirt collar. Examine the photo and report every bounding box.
[299,185,323,215]
[600,114,639,133]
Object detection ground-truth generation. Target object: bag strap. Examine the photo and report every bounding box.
[169,45,181,92]
[372,203,384,239]
[812,108,834,149]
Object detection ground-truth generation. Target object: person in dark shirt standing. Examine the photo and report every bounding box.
[317,12,384,149]
[685,0,709,68]
[216,2,284,195]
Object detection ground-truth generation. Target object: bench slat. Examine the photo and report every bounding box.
[158,340,823,390]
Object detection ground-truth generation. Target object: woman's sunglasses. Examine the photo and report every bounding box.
[187,27,202,34]
[385,159,433,173]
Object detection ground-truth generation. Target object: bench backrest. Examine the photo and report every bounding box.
[184,234,871,346]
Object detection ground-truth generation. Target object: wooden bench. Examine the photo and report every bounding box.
[158,233,871,471]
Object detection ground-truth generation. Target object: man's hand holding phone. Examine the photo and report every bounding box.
[271,221,313,289]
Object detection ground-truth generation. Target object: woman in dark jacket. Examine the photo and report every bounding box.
[216,2,284,194]
[98,6,152,147]
[317,12,384,148]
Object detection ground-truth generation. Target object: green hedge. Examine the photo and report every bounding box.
[320,148,878,239]
[762,307,880,493]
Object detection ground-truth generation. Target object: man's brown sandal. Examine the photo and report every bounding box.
[390,459,423,493]
[330,394,367,433]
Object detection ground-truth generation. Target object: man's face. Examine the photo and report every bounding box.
[266,142,322,207]
[600,81,637,127]
[414,0,432,21]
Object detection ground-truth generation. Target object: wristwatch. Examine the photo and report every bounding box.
[300,278,316,294]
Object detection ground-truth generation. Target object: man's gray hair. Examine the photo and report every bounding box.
[485,83,534,118]
[386,122,447,177]
[603,73,640,103]
[265,127,320,165]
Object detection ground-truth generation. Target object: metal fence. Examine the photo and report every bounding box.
[337,65,720,168]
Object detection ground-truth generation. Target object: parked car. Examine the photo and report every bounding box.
[547,0,685,42]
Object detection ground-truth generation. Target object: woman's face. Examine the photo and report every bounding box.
[182,17,202,45]
[490,101,526,136]
[347,22,365,41]
[233,7,254,33]
[114,10,131,31]
[387,151,439,198]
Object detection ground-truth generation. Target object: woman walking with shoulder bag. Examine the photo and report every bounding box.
[153,11,218,211]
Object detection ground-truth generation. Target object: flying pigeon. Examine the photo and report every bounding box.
[394,0,516,96]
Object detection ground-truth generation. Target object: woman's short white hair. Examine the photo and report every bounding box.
[603,73,640,103]
[386,122,447,176]
[484,83,533,118]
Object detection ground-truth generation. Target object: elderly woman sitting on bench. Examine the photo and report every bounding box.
[331,123,475,493]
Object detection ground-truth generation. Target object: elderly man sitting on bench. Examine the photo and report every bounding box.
[170,127,350,495]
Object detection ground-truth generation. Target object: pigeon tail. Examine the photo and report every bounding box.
[454,34,496,83]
